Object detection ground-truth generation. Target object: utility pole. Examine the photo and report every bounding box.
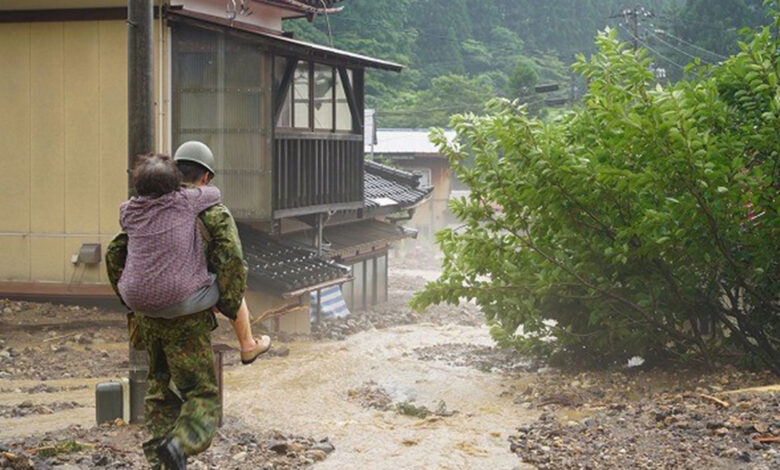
[127,0,155,424]
[611,6,654,51]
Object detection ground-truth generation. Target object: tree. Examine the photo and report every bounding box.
[378,74,494,128]
[673,0,770,57]
[412,20,780,373]
[507,58,539,99]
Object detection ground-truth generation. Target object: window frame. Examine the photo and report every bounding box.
[274,57,358,135]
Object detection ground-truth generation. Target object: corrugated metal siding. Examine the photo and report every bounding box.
[0,20,131,284]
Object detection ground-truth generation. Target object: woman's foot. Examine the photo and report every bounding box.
[240,335,272,365]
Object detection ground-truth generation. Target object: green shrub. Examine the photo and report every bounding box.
[412,15,779,373]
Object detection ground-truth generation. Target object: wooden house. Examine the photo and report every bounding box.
[0,0,426,331]
[368,128,457,241]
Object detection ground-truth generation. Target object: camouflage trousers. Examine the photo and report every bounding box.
[136,310,219,469]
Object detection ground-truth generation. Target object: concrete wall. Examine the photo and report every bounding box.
[342,252,388,312]
[0,19,171,286]
[399,157,452,241]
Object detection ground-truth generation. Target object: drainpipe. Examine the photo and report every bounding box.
[315,213,324,323]
[127,0,155,424]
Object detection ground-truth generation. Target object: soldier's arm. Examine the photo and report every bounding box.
[105,231,129,307]
[199,204,247,320]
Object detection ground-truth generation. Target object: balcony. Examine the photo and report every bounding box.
[273,132,364,217]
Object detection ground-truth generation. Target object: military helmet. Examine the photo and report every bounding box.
[173,141,216,175]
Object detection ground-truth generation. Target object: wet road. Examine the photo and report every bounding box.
[226,323,536,470]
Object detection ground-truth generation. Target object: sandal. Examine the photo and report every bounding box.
[241,335,272,365]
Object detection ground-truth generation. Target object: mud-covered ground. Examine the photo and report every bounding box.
[0,418,334,470]
[1,258,779,469]
[507,369,779,469]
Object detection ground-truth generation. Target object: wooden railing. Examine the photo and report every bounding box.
[273,132,364,217]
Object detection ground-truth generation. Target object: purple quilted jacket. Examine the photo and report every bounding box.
[117,186,221,312]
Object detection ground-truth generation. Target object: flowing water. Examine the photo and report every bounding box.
[226,323,537,470]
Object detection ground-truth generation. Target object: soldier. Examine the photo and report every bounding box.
[106,142,268,470]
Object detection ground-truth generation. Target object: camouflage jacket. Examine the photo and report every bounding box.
[105,190,247,320]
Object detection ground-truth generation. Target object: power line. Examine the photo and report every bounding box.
[609,6,655,51]
[617,24,687,72]
[375,95,548,117]
[645,28,715,64]
[653,29,728,60]
[318,0,334,47]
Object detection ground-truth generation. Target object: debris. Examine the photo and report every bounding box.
[626,356,645,368]
[310,442,335,454]
[395,401,432,419]
[305,449,328,460]
[683,392,730,409]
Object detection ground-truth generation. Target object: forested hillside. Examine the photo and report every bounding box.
[285,0,773,127]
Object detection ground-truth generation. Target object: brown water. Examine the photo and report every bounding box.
[226,323,536,470]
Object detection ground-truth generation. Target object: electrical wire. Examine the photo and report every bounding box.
[375,96,547,117]
[645,29,715,63]
[318,0,334,47]
[653,28,728,60]
[618,24,687,72]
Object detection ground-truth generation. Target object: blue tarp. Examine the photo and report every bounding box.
[310,285,351,320]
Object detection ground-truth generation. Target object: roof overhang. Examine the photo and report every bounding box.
[166,7,404,72]
[257,0,343,16]
[283,219,416,261]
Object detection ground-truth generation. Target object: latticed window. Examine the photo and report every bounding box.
[274,59,356,133]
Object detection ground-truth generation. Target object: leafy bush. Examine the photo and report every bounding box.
[412,17,779,373]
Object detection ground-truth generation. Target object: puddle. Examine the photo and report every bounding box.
[225,323,537,469]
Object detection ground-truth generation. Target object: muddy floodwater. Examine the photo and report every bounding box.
[227,323,536,469]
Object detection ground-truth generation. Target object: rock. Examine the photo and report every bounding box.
[305,450,328,461]
[713,427,729,436]
[721,447,740,458]
[311,442,335,454]
[267,440,288,454]
[231,451,247,462]
[752,422,769,433]
[270,346,290,357]
[19,401,33,409]
[90,453,109,466]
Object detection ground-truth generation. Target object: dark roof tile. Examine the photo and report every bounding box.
[239,223,348,294]
[364,160,433,209]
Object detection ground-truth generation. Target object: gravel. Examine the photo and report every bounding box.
[0,418,333,469]
[508,368,780,469]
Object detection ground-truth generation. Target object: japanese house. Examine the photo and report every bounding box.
[0,0,428,331]
[368,128,457,241]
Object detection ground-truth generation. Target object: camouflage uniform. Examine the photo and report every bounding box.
[105,193,247,469]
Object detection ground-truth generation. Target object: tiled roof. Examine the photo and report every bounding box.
[366,128,457,155]
[364,160,433,209]
[238,224,348,294]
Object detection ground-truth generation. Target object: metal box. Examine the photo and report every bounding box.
[78,243,102,265]
[96,378,130,424]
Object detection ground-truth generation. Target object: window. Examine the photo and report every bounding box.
[276,59,356,133]
[335,69,353,131]
[293,62,310,129]
[313,64,334,130]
